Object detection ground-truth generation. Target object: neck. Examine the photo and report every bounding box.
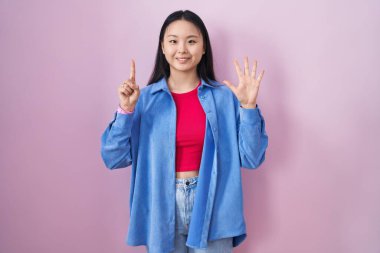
[167,69,200,93]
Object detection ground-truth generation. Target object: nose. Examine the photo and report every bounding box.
[178,42,188,53]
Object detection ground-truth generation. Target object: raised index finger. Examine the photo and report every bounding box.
[233,59,243,78]
[129,59,136,83]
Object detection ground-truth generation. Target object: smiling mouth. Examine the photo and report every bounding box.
[176,58,190,63]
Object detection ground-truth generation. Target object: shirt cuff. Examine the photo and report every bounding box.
[239,104,262,124]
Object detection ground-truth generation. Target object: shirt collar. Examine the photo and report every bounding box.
[150,77,221,95]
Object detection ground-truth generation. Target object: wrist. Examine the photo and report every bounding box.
[119,104,135,113]
[240,103,257,109]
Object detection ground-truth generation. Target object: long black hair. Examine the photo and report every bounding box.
[147,10,217,85]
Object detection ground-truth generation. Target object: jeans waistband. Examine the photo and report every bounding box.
[175,176,198,188]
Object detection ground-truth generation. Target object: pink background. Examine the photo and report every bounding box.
[1,0,379,252]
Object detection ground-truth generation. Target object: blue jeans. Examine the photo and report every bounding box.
[171,176,233,253]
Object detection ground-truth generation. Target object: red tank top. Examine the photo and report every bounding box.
[171,81,206,172]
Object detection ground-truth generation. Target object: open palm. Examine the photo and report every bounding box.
[223,56,265,108]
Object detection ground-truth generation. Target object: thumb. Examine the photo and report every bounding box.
[222,80,236,93]
[131,82,139,90]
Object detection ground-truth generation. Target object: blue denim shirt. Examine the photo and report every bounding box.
[101,77,268,253]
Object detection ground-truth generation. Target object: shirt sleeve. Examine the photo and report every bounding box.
[101,103,139,169]
[237,103,269,169]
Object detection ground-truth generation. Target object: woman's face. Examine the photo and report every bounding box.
[161,20,205,76]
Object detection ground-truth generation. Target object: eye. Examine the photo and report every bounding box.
[169,40,176,44]
[189,40,196,44]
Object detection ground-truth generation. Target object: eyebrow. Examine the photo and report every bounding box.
[166,35,200,38]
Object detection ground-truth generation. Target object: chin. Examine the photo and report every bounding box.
[173,66,196,73]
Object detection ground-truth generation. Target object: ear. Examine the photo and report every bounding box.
[161,42,165,54]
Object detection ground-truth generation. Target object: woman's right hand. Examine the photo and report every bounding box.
[118,59,140,112]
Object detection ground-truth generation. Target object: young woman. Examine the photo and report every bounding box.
[101,10,268,253]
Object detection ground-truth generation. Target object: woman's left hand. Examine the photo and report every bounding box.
[222,56,265,109]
